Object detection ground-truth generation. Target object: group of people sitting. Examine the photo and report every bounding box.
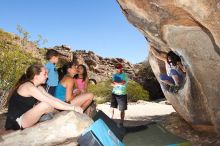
[5,49,93,131]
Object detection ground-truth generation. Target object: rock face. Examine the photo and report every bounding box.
[0,111,93,146]
[50,46,137,82]
[117,0,220,133]
[73,50,136,82]
[134,61,165,99]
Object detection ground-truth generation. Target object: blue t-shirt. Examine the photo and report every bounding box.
[45,62,58,86]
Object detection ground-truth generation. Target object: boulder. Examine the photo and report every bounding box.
[117,0,220,133]
[0,111,93,146]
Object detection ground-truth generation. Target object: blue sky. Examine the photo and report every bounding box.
[0,0,148,63]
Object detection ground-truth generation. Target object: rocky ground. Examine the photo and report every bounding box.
[162,113,220,146]
[97,100,220,146]
[97,99,174,124]
[1,100,220,145]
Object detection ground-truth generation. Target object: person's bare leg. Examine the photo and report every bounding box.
[110,108,114,119]
[70,93,94,110]
[21,102,54,128]
[120,111,125,124]
[81,97,93,110]
[82,99,93,116]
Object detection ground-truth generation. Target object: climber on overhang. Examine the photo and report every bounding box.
[150,45,186,93]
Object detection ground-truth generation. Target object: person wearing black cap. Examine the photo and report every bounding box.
[110,63,128,127]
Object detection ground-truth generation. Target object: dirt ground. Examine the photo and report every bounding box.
[1,100,220,145]
[97,100,220,146]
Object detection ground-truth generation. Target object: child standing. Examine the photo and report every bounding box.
[45,49,60,96]
[74,64,89,96]
[110,63,128,127]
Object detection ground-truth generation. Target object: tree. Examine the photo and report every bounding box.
[33,34,48,47]
[16,24,48,48]
[16,24,30,46]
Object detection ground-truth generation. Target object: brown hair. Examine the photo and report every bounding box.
[13,64,44,91]
[45,49,60,60]
[58,62,77,80]
[74,64,88,81]
[6,63,44,105]
[167,51,181,66]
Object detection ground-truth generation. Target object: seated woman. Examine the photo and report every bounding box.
[74,64,89,95]
[150,46,186,92]
[54,62,93,111]
[5,64,83,131]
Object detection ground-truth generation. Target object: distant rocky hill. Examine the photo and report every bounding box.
[51,45,164,99]
[49,45,136,81]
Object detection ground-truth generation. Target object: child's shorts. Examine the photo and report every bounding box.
[110,94,127,111]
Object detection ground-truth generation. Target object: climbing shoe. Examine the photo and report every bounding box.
[168,85,179,93]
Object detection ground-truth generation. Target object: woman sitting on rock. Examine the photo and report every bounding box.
[150,46,186,92]
[5,63,83,131]
[74,64,89,95]
[54,62,93,110]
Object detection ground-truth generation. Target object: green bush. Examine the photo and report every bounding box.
[0,29,13,41]
[88,80,112,104]
[0,30,40,92]
[88,79,150,104]
[127,80,150,102]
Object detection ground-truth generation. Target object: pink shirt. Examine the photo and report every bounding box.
[76,78,86,91]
